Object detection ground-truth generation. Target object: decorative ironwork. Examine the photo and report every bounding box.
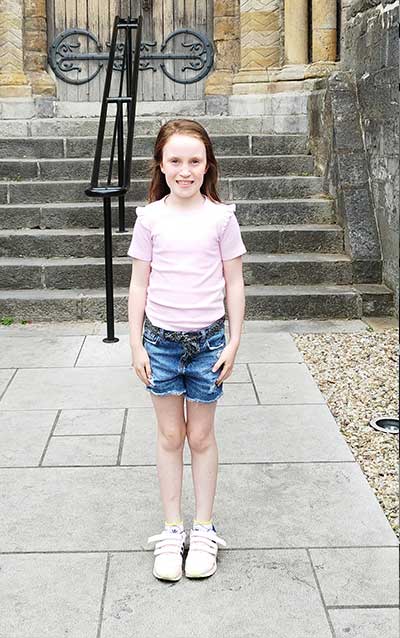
[48,27,214,85]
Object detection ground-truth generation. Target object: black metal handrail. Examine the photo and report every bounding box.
[85,14,142,344]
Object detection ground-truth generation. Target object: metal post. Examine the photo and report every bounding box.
[103,197,119,343]
[116,100,126,232]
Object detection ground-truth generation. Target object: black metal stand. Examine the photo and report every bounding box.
[85,14,142,343]
[102,197,118,343]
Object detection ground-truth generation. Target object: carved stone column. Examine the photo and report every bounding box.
[0,0,31,97]
[240,0,281,72]
[312,0,337,62]
[284,0,308,64]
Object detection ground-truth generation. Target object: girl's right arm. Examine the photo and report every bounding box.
[128,259,152,385]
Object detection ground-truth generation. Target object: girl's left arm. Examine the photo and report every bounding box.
[223,256,245,350]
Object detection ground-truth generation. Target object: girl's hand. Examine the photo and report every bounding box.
[212,342,238,386]
[131,344,153,387]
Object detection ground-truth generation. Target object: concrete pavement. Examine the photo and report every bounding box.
[0,319,398,638]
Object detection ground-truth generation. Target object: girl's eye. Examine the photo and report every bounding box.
[192,160,199,164]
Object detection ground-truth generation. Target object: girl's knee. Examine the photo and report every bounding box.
[158,425,187,450]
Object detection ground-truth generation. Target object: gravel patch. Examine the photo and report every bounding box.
[293,328,399,538]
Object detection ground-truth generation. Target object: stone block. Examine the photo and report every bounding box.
[0,205,41,229]
[205,70,234,95]
[214,16,239,41]
[231,176,323,199]
[0,98,35,119]
[340,186,381,259]
[24,0,46,17]
[336,153,369,186]
[0,264,42,289]
[205,95,229,115]
[352,259,382,284]
[214,0,237,17]
[273,114,308,134]
[229,94,268,115]
[215,38,240,71]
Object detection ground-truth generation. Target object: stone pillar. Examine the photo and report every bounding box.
[240,0,281,72]
[0,0,31,97]
[24,0,56,95]
[205,0,240,96]
[284,0,308,64]
[312,0,337,62]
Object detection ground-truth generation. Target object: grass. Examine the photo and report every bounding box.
[0,316,32,326]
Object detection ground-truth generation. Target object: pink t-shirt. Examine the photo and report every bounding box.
[127,194,247,331]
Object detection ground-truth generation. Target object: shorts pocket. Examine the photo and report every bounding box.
[205,331,226,351]
[143,329,159,345]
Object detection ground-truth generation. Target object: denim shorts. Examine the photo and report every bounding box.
[142,314,226,403]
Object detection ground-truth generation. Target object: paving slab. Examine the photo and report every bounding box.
[43,434,121,466]
[0,335,84,367]
[249,362,326,404]
[75,332,303,366]
[121,404,354,466]
[328,608,399,638]
[0,367,150,409]
[54,408,125,435]
[0,410,56,466]
[0,369,16,396]
[309,547,399,606]
[0,553,106,638]
[0,464,396,553]
[0,367,256,410]
[101,549,332,638]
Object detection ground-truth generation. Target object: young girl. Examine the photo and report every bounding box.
[127,119,247,582]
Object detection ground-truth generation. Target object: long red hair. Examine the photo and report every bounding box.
[147,119,222,204]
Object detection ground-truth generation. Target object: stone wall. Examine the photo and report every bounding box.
[343,0,399,314]
[310,0,399,315]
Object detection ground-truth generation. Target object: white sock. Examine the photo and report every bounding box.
[164,520,184,533]
[193,518,214,532]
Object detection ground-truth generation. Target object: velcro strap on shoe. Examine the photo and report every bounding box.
[189,531,227,556]
[191,530,227,547]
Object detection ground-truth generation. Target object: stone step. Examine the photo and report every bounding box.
[0,284,393,321]
[0,115,307,138]
[0,155,315,181]
[0,198,336,229]
[0,254,360,289]
[0,177,325,205]
[0,134,309,159]
[0,225,344,257]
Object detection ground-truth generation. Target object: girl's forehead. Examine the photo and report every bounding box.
[163,134,206,156]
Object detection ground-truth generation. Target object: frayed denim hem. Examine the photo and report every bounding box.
[146,388,186,397]
[186,392,224,404]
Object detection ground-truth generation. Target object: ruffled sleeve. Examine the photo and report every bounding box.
[127,205,152,261]
[218,203,247,261]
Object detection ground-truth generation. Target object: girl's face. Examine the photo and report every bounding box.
[160,134,208,201]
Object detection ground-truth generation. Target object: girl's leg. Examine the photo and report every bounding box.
[150,393,187,522]
[186,399,218,521]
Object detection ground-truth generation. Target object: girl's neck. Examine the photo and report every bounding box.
[164,192,206,210]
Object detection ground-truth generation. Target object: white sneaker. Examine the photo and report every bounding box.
[185,524,227,578]
[147,527,186,581]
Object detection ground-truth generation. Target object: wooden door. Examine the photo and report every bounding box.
[47,0,214,102]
